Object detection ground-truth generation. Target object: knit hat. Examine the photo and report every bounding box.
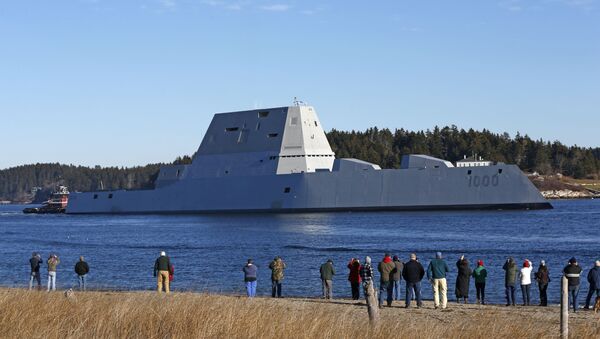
[327,259,333,263]
[160,251,166,256]
[477,260,483,266]
[436,252,442,259]
[523,260,530,268]
[540,260,546,266]
[595,260,600,267]
[365,256,372,264]
[393,255,399,261]
[569,257,577,264]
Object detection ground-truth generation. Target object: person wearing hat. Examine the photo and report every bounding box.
[347,258,362,300]
[519,259,533,306]
[403,253,425,308]
[242,259,258,298]
[534,260,550,306]
[392,255,404,301]
[378,253,395,308]
[154,251,172,293]
[503,257,518,306]
[584,260,600,309]
[320,259,335,300]
[29,252,42,290]
[360,256,374,284]
[563,257,583,312]
[455,255,472,304]
[427,252,451,309]
[269,256,286,298]
[472,259,488,305]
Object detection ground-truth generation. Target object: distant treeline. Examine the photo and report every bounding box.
[1,126,598,202]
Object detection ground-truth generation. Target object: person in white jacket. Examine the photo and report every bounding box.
[519,259,533,306]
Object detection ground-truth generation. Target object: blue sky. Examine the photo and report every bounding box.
[1,0,598,169]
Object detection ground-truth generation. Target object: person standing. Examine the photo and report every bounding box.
[320,259,335,300]
[242,259,257,298]
[534,260,550,306]
[455,256,472,304]
[47,254,60,292]
[392,255,404,301]
[74,256,90,291]
[403,253,425,308]
[584,260,600,309]
[269,256,286,298]
[29,252,42,290]
[503,257,518,306]
[153,251,172,293]
[347,258,362,300]
[563,257,583,312]
[472,260,488,305]
[377,253,395,308]
[519,259,533,306]
[427,252,450,309]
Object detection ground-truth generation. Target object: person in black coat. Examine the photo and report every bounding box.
[455,256,472,303]
[402,253,425,308]
[74,256,90,291]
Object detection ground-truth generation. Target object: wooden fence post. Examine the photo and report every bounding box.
[364,280,379,325]
[560,275,568,339]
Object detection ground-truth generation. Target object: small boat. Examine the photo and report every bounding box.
[23,186,69,214]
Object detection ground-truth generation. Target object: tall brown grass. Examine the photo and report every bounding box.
[0,289,597,338]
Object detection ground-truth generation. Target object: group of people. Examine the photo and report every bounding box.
[29,252,89,291]
[28,250,600,312]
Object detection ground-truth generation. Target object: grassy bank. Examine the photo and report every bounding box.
[0,289,598,338]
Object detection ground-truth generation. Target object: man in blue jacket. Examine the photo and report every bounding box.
[584,260,600,309]
[427,252,450,309]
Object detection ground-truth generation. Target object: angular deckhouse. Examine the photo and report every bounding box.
[66,105,552,214]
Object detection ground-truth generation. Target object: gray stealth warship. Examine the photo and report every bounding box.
[66,105,552,214]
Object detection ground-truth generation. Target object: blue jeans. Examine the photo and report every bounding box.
[585,288,600,308]
[393,280,401,300]
[521,284,531,305]
[78,275,86,290]
[379,281,393,306]
[246,280,257,297]
[405,282,422,307]
[505,285,516,305]
[271,280,282,298]
[29,272,41,289]
[568,285,580,311]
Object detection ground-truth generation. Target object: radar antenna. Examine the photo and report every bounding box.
[293,97,306,106]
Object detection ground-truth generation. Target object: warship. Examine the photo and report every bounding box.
[66,105,552,214]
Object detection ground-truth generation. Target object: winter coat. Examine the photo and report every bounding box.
[47,257,60,272]
[455,259,472,298]
[348,261,362,283]
[320,261,335,280]
[269,258,286,281]
[587,266,600,290]
[563,264,583,286]
[520,266,533,285]
[427,259,450,280]
[360,263,374,282]
[154,256,171,276]
[30,256,41,273]
[392,260,404,281]
[243,264,257,282]
[472,265,487,284]
[378,256,395,282]
[535,265,550,285]
[402,260,425,284]
[75,261,89,276]
[503,260,518,286]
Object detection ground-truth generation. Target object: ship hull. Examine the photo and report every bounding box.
[66,164,552,214]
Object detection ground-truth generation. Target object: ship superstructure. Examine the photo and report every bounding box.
[67,105,551,214]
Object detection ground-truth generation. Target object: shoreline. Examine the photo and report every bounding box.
[1,288,598,338]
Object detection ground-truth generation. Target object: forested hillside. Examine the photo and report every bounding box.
[1,126,598,202]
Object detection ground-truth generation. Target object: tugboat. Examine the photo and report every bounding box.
[23,186,69,214]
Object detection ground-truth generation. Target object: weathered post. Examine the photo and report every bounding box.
[364,280,379,325]
[560,275,568,339]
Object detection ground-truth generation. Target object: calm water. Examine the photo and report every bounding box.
[1,200,599,304]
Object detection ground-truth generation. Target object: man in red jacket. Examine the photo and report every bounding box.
[347,258,362,300]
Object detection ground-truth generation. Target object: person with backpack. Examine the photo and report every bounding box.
[74,256,90,291]
[472,260,488,305]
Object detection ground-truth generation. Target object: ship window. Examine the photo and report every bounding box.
[268,133,279,138]
[93,194,98,199]
[314,121,318,127]
[225,127,239,132]
[258,111,269,118]
[108,194,113,199]
[284,187,291,193]
[498,169,503,174]
[255,122,261,130]
[290,117,298,125]
[176,170,180,177]
[467,170,472,175]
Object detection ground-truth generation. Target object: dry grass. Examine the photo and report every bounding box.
[0,289,598,339]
